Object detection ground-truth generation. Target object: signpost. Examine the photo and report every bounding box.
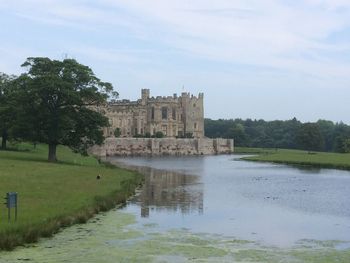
[4,192,18,222]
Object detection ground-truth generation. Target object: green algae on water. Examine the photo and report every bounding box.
[1,210,350,263]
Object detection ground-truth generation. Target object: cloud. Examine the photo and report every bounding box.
[106,0,350,77]
[1,0,136,31]
[2,0,350,79]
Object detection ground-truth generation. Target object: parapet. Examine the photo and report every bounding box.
[107,89,203,105]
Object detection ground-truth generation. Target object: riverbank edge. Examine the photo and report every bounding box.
[0,161,144,251]
[240,156,350,171]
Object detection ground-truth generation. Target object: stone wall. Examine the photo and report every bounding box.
[89,137,234,157]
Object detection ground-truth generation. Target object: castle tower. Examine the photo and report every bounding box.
[181,92,204,138]
[141,89,150,105]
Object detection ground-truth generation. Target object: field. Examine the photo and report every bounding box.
[0,143,142,250]
[235,147,350,170]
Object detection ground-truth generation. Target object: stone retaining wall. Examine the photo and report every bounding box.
[89,138,234,157]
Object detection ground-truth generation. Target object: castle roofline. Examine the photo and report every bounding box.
[108,89,203,106]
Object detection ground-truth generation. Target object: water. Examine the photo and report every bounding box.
[1,155,350,262]
[114,155,350,247]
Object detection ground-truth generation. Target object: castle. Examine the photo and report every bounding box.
[90,89,233,157]
[101,89,204,138]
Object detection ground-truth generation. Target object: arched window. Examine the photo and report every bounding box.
[162,107,167,120]
[151,107,155,120]
[172,108,176,120]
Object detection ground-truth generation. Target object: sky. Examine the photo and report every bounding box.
[1,0,350,123]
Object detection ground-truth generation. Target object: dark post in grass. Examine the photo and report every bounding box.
[4,192,18,222]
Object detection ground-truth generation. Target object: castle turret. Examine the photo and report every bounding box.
[141,89,150,105]
[180,92,204,138]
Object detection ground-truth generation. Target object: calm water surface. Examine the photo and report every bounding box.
[113,155,350,247]
[1,155,350,262]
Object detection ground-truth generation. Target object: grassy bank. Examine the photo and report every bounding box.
[0,143,142,250]
[235,147,350,170]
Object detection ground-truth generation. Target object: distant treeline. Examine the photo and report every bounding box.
[205,118,350,153]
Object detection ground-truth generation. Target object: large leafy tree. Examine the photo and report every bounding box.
[17,57,117,162]
[0,72,17,149]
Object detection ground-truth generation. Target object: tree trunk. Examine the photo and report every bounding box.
[1,129,7,150]
[48,143,57,162]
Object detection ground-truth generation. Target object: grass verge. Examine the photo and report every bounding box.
[0,143,143,250]
[235,147,350,170]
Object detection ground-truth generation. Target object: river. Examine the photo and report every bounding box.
[1,155,350,262]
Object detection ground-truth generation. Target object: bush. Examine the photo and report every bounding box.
[155,131,164,138]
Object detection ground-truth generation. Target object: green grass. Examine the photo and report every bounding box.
[0,143,142,250]
[235,147,350,170]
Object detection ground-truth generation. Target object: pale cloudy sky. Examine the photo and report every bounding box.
[1,0,350,123]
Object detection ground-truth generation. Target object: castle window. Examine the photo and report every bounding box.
[172,108,176,120]
[162,107,167,120]
[193,103,196,107]
[194,123,197,129]
[162,125,167,135]
[151,107,155,120]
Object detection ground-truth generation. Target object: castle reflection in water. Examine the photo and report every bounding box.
[138,167,203,217]
[111,161,203,218]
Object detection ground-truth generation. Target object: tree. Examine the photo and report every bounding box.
[155,131,164,138]
[228,124,247,146]
[17,57,117,162]
[317,119,335,151]
[296,123,324,152]
[342,138,350,153]
[0,73,17,150]
[114,128,121,137]
[334,136,350,153]
[332,122,350,152]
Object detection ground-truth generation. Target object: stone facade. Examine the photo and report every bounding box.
[90,137,234,157]
[98,89,204,138]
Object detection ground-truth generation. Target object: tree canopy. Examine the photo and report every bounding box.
[296,123,324,152]
[13,57,117,161]
[205,118,350,153]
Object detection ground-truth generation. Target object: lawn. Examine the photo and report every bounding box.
[235,147,350,170]
[0,143,142,250]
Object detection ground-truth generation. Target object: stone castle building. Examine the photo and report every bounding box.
[101,89,204,138]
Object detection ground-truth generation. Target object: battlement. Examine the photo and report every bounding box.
[108,90,202,106]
